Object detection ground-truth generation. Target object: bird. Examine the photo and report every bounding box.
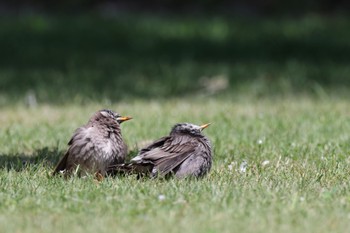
[53,109,132,177]
[108,122,212,179]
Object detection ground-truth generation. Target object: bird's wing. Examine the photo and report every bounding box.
[68,127,97,160]
[130,136,170,163]
[138,136,172,153]
[67,127,89,146]
[52,126,91,175]
[134,135,197,176]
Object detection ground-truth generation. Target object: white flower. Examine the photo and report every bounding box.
[228,164,233,171]
[257,139,263,145]
[158,195,166,201]
[261,160,270,166]
[228,161,236,171]
[239,161,248,173]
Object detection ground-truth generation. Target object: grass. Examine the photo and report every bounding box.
[1,98,350,233]
[1,14,350,104]
[1,13,350,233]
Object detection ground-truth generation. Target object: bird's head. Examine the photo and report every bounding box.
[98,109,132,124]
[170,122,211,136]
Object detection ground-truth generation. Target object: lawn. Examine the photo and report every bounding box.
[0,14,350,233]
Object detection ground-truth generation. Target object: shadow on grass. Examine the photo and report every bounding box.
[0,147,140,172]
[0,147,63,171]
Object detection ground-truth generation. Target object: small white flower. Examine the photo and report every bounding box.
[300,197,305,202]
[228,164,233,171]
[239,161,248,173]
[257,139,263,145]
[158,195,166,201]
[261,160,270,166]
[228,161,236,171]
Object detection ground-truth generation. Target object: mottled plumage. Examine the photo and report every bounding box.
[53,109,132,176]
[108,123,212,179]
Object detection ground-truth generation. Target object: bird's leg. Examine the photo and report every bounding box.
[95,171,104,182]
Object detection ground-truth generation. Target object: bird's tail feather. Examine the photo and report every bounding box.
[52,152,69,176]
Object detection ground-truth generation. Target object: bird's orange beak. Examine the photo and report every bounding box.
[200,123,211,130]
[117,116,133,122]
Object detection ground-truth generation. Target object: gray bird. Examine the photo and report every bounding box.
[53,109,132,177]
[108,122,212,179]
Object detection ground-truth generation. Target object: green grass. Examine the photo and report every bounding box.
[1,14,350,233]
[1,14,350,105]
[1,98,350,233]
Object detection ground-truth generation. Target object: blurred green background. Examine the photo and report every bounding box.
[1,3,350,233]
[0,0,350,105]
